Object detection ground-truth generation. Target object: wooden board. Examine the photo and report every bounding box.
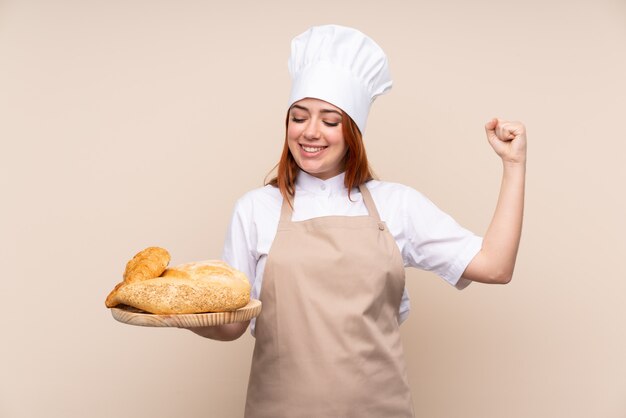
[110,299,262,328]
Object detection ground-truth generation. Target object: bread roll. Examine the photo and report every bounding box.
[106,249,251,314]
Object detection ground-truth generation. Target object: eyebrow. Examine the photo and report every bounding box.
[290,104,342,116]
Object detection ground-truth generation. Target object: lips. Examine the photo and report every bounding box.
[300,144,328,154]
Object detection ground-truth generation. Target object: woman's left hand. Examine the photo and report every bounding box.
[485,118,527,165]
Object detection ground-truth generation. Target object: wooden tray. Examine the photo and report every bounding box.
[110,299,262,328]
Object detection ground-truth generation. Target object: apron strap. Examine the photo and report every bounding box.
[358,183,382,222]
[279,195,293,224]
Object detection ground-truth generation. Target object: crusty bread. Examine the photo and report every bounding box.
[105,248,250,314]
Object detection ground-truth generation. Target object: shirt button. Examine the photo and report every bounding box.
[320,184,326,191]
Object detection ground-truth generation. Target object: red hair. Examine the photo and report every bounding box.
[265,110,375,205]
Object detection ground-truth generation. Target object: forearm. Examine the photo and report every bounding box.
[185,320,250,341]
[464,161,526,284]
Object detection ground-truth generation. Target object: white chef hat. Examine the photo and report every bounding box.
[287,24,392,134]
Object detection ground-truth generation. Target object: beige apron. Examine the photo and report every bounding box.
[245,183,414,418]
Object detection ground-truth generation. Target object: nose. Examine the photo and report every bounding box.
[303,119,321,140]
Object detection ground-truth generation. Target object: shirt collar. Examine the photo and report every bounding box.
[295,170,348,196]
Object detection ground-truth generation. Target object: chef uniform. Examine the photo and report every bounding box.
[222,25,483,418]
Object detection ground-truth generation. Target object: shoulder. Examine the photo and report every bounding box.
[365,179,447,230]
[232,184,283,218]
[365,179,429,208]
[366,179,413,193]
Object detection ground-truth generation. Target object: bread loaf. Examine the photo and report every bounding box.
[105,248,250,314]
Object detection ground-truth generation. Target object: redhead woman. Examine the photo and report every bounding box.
[185,24,526,418]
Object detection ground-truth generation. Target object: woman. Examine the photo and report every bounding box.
[187,25,526,417]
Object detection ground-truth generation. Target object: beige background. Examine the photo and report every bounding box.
[1,0,625,417]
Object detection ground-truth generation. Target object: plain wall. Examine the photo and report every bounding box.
[1,0,625,417]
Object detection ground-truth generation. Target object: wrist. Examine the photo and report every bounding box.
[502,159,526,171]
[501,160,526,184]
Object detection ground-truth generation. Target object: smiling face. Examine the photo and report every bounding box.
[287,98,348,180]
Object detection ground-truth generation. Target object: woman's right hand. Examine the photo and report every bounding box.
[182,320,250,341]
